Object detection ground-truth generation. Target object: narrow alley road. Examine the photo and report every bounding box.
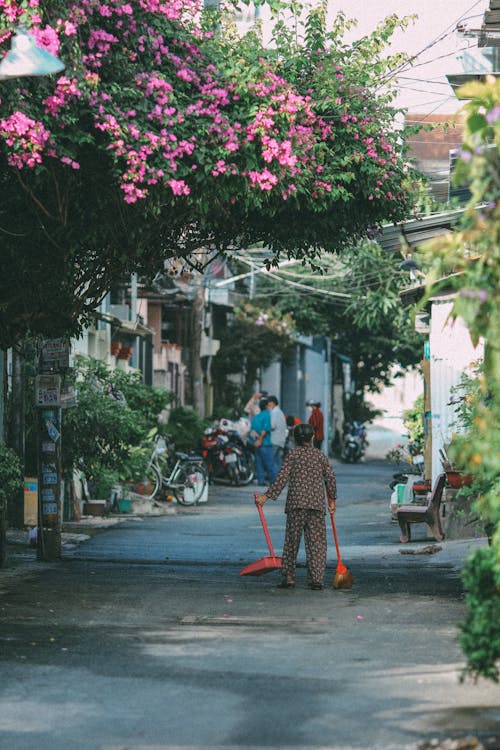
[0,460,498,750]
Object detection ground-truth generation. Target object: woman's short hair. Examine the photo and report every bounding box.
[259,397,269,411]
[294,422,315,446]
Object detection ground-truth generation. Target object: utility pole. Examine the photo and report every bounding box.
[9,346,26,528]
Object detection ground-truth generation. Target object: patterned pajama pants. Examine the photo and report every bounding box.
[282,509,327,586]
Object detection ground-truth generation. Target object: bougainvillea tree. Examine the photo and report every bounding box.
[0,0,419,346]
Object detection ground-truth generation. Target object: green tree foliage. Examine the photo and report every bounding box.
[421,75,500,681]
[403,394,424,453]
[0,1,420,348]
[212,304,295,415]
[460,546,500,682]
[251,242,424,417]
[165,406,209,451]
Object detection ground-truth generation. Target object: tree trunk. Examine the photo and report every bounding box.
[190,285,205,417]
[8,347,25,529]
[0,350,6,566]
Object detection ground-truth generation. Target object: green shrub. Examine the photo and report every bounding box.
[403,393,424,454]
[0,443,23,512]
[460,545,500,682]
[62,357,173,492]
[165,406,209,450]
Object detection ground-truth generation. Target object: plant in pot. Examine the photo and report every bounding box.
[440,446,473,489]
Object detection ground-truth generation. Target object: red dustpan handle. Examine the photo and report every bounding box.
[255,499,276,557]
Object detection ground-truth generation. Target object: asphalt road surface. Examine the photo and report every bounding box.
[0,459,499,750]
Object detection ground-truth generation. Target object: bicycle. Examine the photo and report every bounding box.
[143,434,208,506]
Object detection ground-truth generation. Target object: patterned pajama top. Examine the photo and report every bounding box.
[265,445,337,513]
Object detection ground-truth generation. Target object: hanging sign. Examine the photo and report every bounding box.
[35,375,61,407]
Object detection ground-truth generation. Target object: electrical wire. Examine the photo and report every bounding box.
[374,0,488,85]
[233,253,403,296]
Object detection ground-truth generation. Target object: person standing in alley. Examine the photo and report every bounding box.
[267,395,287,473]
[255,422,337,590]
[250,397,277,486]
[244,391,267,418]
[307,399,324,451]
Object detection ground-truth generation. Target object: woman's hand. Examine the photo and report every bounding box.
[328,501,336,514]
[255,493,268,506]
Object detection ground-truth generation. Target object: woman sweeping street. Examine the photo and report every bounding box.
[255,422,337,590]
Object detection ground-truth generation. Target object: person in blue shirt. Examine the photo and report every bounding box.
[250,398,277,486]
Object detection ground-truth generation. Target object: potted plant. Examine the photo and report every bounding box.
[117,346,133,361]
[445,470,473,489]
[440,448,473,488]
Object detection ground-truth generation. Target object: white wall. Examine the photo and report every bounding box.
[429,297,483,483]
[365,368,423,459]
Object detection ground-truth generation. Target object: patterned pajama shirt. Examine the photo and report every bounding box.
[265,445,337,586]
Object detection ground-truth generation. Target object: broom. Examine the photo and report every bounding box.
[329,511,354,589]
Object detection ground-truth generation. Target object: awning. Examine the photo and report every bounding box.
[95,311,155,337]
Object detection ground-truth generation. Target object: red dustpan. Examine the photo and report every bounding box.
[240,499,282,576]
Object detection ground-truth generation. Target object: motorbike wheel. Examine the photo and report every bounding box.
[226,462,240,485]
[173,461,208,505]
[341,448,356,463]
[237,453,255,485]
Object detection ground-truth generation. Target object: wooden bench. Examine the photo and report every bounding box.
[397,472,446,543]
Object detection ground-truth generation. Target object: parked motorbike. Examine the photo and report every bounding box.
[201,423,255,486]
[340,421,368,463]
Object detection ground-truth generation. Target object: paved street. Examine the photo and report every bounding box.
[0,460,499,750]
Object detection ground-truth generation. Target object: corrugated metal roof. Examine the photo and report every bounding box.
[480,0,500,46]
[377,208,465,256]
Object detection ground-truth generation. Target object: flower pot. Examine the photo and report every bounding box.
[117,346,133,360]
[445,470,473,489]
[413,480,431,495]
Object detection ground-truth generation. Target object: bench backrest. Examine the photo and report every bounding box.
[429,473,447,509]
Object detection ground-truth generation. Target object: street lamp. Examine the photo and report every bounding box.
[0,26,65,80]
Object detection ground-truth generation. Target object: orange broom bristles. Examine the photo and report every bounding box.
[333,565,354,590]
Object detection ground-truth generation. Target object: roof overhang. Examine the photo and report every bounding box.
[399,274,464,308]
[96,311,154,337]
[446,72,500,97]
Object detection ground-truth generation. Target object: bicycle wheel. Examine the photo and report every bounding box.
[173,461,208,506]
[141,463,162,500]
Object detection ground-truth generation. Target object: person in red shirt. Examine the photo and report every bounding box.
[307,400,324,451]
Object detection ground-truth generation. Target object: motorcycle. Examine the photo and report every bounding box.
[340,420,368,463]
[201,422,255,486]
